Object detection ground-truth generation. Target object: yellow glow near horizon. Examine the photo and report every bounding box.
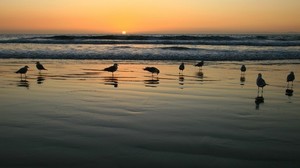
[122,31,127,35]
[0,0,300,34]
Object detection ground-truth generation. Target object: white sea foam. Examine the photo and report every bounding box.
[0,34,299,60]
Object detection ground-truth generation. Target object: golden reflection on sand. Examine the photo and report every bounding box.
[1,59,300,167]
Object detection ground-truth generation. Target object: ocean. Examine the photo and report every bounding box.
[1,34,300,167]
[0,34,299,60]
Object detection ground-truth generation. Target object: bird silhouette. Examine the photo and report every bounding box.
[15,66,29,78]
[256,73,267,96]
[104,63,118,75]
[240,65,247,85]
[36,61,47,73]
[195,61,204,70]
[240,65,246,74]
[179,63,185,74]
[144,67,160,76]
[194,60,204,71]
[287,71,295,87]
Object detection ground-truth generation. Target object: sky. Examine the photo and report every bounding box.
[0,0,299,34]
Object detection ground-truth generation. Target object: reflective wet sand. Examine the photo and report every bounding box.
[0,59,300,168]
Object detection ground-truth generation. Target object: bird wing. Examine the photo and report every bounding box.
[15,68,23,73]
[104,66,112,71]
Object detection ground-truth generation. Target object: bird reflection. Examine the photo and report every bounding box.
[255,96,264,110]
[37,75,46,84]
[285,80,294,97]
[285,72,294,99]
[179,75,184,85]
[285,89,294,97]
[104,76,118,88]
[240,76,246,86]
[195,71,204,81]
[17,79,30,89]
[144,77,159,87]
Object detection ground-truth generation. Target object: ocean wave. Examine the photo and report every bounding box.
[112,46,132,49]
[1,34,300,46]
[1,34,299,61]
[0,48,299,61]
[158,46,198,50]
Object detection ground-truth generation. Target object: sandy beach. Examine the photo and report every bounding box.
[0,59,300,168]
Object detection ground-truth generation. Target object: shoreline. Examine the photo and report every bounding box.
[1,59,300,167]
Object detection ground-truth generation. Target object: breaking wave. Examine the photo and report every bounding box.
[0,34,299,60]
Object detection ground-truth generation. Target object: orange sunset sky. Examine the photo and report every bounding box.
[0,0,299,34]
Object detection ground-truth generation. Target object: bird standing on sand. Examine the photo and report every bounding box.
[16,66,29,78]
[144,67,160,76]
[240,65,246,74]
[36,61,47,72]
[104,63,118,75]
[256,73,267,94]
[179,63,185,74]
[287,71,295,86]
[195,61,204,70]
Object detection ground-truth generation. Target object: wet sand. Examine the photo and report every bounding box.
[0,59,300,168]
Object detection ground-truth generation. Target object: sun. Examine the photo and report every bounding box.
[122,31,127,35]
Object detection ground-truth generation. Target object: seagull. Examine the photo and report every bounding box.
[36,61,47,72]
[256,73,267,94]
[240,65,246,73]
[15,66,29,78]
[194,61,204,70]
[287,71,295,86]
[179,63,185,74]
[104,63,118,75]
[144,67,160,76]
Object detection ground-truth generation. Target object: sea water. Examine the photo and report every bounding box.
[0,34,299,60]
[1,34,300,167]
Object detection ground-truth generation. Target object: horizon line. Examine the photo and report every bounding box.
[1,31,300,35]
